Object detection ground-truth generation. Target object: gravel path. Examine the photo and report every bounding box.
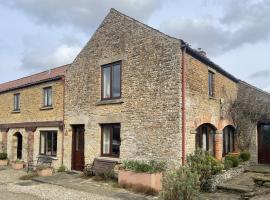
[0,167,153,200]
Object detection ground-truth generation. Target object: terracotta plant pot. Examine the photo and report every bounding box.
[37,168,53,177]
[118,170,162,192]
[0,160,8,166]
[12,162,24,170]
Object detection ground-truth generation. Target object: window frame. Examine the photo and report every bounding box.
[223,126,236,156]
[43,86,53,107]
[101,123,121,158]
[208,70,215,97]
[196,124,216,157]
[13,93,20,111]
[101,61,122,100]
[39,131,57,157]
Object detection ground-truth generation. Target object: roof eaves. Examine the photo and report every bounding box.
[181,40,239,83]
[0,76,63,94]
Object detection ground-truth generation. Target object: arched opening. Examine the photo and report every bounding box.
[196,123,217,156]
[258,122,270,164]
[223,125,236,156]
[12,132,23,160]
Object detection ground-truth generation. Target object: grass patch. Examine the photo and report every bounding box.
[19,172,38,180]
[119,182,159,196]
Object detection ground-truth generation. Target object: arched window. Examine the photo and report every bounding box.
[196,124,216,156]
[223,126,236,156]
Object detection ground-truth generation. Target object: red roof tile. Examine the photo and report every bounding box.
[0,64,69,93]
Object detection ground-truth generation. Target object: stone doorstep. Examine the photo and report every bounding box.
[217,184,254,193]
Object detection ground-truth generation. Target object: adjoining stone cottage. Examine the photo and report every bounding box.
[0,9,269,171]
[0,65,68,169]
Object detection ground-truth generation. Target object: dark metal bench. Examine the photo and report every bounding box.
[85,158,117,176]
[27,156,53,172]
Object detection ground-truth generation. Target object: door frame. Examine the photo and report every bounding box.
[71,124,85,171]
[258,122,270,164]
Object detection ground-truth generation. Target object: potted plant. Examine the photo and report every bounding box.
[36,165,54,177]
[0,153,8,166]
[118,160,166,192]
[12,160,24,170]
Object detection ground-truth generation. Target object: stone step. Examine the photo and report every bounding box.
[246,165,270,174]
[217,184,254,193]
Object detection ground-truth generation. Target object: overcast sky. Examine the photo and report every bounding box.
[0,0,270,92]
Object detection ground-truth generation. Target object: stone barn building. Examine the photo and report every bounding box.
[63,9,241,170]
[0,9,269,171]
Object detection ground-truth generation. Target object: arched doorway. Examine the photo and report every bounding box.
[258,123,270,164]
[223,125,236,156]
[12,132,23,160]
[196,123,217,156]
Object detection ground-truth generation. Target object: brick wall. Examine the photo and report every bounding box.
[185,53,238,159]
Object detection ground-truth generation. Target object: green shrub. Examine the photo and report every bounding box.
[187,150,223,187]
[224,159,234,170]
[161,166,199,200]
[57,165,66,172]
[0,153,7,160]
[240,151,251,162]
[225,155,239,167]
[122,160,166,173]
[14,159,24,164]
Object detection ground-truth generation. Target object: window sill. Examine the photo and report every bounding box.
[40,106,53,110]
[37,155,58,160]
[11,110,20,114]
[208,96,216,100]
[96,99,124,106]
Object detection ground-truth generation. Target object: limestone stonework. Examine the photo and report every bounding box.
[0,69,66,168]
[64,9,182,169]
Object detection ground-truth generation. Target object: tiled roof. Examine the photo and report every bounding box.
[0,64,69,93]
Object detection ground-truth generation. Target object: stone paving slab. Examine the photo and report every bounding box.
[32,172,156,200]
[247,165,270,174]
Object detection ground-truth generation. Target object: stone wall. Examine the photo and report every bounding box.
[0,79,65,166]
[0,80,64,124]
[237,81,270,163]
[64,9,182,169]
[185,53,238,158]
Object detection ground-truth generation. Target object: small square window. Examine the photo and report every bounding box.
[101,124,121,157]
[40,131,57,156]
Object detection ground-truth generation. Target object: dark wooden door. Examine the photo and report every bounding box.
[17,133,22,160]
[72,125,85,171]
[258,124,270,164]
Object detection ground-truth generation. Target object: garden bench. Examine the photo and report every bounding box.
[84,158,117,176]
[27,156,53,172]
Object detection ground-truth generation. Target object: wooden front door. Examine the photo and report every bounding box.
[72,125,85,171]
[258,124,270,164]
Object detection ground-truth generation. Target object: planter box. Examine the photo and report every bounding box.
[37,168,53,177]
[12,162,24,170]
[0,160,8,166]
[118,170,162,192]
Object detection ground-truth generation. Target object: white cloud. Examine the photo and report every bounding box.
[0,0,164,31]
[160,0,270,56]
